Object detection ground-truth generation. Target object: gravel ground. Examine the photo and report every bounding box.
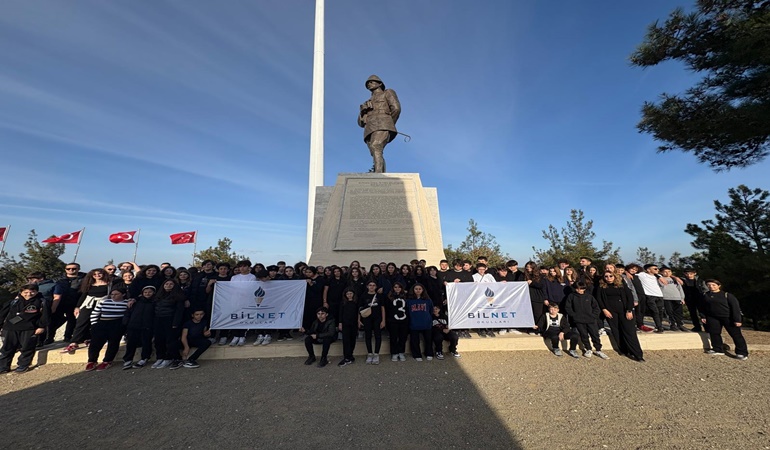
[2,339,768,449]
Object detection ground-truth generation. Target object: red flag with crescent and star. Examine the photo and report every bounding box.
[42,230,83,244]
[109,231,137,244]
[170,231,196,245]
[0,227,7,242]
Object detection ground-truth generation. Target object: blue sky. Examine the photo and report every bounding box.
[1,0,767,270]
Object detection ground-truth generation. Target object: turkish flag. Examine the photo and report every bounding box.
[109,231,137,244]
[0,227,7,242]
[42,230,83,244]
[170,231,196,245]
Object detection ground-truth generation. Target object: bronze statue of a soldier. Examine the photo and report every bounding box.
[358,75,401,173]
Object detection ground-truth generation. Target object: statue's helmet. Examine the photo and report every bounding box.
[365,75,384,89]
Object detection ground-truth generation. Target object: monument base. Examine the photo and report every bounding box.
[308,173,446,267]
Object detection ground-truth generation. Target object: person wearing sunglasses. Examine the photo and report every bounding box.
[49,263,85,344]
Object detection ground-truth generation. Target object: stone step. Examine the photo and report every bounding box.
[32,330,767,365]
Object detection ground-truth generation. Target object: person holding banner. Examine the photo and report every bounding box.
[300,307,337,368]
[407,284,434,361]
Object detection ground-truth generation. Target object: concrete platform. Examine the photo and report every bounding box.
[32,330,769,366]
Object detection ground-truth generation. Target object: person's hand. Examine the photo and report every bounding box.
[735,322,742,327]
[377,288,383,294]
[203,328,211,337]
[701,318,707,324]
[208,279,216,286]
[443,328,449,334]
[674,277,684,285]
[558,332,564,341]
[603,309,612,319]
[311,334,317,340]
[680,300,685,305]
[544,300,550,306]
[182,348,189,359]
[380,321,385,330]
[358,321,363,329]
[74,308,80,318]
[34,327,45,335]
[127,299,136,308]
[299,327,305,333]
[659,278,669,285]
[323,302,329,308]
[625,312,633,321]
[338,323,342,331]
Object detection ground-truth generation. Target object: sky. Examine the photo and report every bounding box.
[0,0,767,270]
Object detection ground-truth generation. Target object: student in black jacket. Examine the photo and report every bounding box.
[0,284,49,373]
[121,286,157,369]
[597,272,645,362]
[565,282,609,359]
[700,279,748,360]
[535,303,578,358]
[300,306,337,368]
[337,289,360,366]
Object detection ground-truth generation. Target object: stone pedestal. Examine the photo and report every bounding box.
[308,173,445,267]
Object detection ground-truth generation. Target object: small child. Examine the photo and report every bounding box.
[431,305,459,359]
[535,303,578,357]
[407,283,434,361]
[181,309,212,368]
[565,282,609,359]
[337,289,360,366]
[0,283,49,373]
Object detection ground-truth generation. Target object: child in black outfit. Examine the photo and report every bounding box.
[535,303,579,357]
[565,282,609,359]
[181,309,212,368]
[0,284,49,373]
[337,289,360,367]
[431,305,459,359]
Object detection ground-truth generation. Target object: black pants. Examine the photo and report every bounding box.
[88,320,125,363]
[153,316,180,360]
[186,337,212,362]
[49,301,77,342]
[706,316,748,356]
[387,320,409,355]
[642,296,664,329]
[362,316,382,354]
[574,322,602,351]
[0,329,38,370]
[531,301,544,326]
[664,301,684,327]
[70,307,93,344]
[604,311,643,359]
[340,323,358,360]
[410,328,433,358]
[432,329,459,353]
[123,327,153,362]
[685,298,703,331]
[544,327,578,351]
[304,335,335,358]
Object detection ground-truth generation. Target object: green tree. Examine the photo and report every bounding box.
[685,185,770,329]
[0,230,66,303]
[193,237,246,267]
[444,219,510,267]
[630,0,770,170]
[532,209,621,267]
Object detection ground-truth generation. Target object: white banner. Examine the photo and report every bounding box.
[446,282,534,329]
[211,281,306,329]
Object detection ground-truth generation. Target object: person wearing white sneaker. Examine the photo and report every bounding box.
[565,282,605,360]
[407,284,435,362]
[700,279,749,361]
[229,336,239,347]
[180,310,212,366]
[431,306,459,360]
[594,350,609,360]
[261,334,272,346]
[253,334,265,346]
[157,359,172,368]
[151,359,166,369]
[237,336,246,346]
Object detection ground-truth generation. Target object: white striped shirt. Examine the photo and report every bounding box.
[90,299,129,324]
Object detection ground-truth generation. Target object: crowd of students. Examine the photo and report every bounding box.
[0,255,749,373]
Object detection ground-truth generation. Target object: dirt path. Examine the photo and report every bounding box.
[2,348,768,449]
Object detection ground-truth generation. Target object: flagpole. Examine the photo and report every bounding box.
[0,224,9,256]
[191,230,198,267]
[133,228,141,263]
[72,227,85,263]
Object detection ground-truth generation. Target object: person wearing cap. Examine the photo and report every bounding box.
[700,279,748,360]
[357,74,401,173]
[681,268,707,332]
[300,306,337,368]
[121,285,157,369]
[0,283,49,373]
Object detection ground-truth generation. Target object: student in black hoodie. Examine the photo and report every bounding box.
[122,285,157,369]
[337,289,360,366]
[0,284,49,373]
[152,279,187,369]
[700,279,748,360]
[565,282,609,360]
[535,303,578,358]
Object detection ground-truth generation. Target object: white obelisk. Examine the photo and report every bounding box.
[306,0,324,261]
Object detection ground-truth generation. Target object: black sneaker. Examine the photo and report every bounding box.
[183,360,200,369]
[14,366,30,374]
[337,359,350,367]
[478,330,488,338]
[317,357,328,368]
[304,356,317,365]
[654,328,665,333]
[487,330,496,338]
[169,360,184,370]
